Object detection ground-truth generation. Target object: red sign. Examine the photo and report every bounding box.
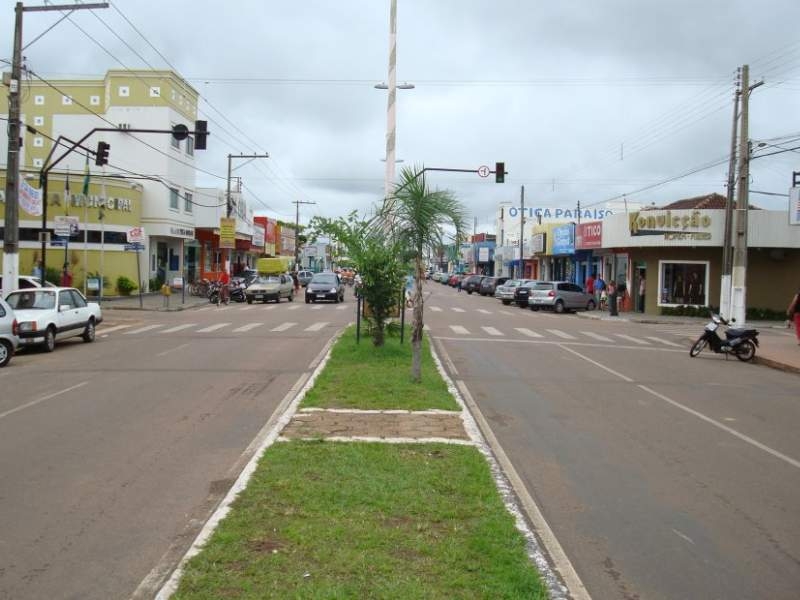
[576,221,602,249]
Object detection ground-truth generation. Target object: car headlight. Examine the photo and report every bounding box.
[18,321,37,332]
[330,287,337,293]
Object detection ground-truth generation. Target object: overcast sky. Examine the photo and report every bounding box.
[3,0,799,231]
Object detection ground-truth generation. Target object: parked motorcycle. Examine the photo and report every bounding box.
[207,281,224,305]
[229,282,246,303]
[689,313,759,362]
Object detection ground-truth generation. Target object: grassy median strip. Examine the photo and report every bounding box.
[302,326,459,411]
[173,442,547,599]
[171,326,547,599]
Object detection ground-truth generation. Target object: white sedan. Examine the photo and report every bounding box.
[5,287,103,352]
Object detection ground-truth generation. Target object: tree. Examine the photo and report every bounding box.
[308,212,406,347]
[380,166,468,382]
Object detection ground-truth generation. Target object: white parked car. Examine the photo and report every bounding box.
[5,287,103,352]
[0,297,19,367]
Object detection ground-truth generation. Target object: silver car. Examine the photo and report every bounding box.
[529,281,596,313]
[494,279,523,305]
[0,297,19,367]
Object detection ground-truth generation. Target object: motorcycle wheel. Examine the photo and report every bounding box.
[689,336,707,357]
[734,339,756,362]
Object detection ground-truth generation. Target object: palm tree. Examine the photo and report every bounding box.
[381,166,468,382]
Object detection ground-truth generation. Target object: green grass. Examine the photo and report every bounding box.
[301,326,459,411]
[173,442,547,600]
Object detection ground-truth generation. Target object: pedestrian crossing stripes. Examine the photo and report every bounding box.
[430,306,443,312]
[304,322,329,332]
[196,323,231,333]
[450,325,470,334]
[124,324,163,335]
[271,322,297,332]
[436,325,687,348]
[161,323,197,334]
[515,327,543,338]
[546,329,576,340]
[580,331,613,342]
[614,333,650,345]
[98,324,131,335]
[645,336,683,347]
[481,326,503,336]
[476,309,491,314]
[452,307,466,313]
[233,323,264,333]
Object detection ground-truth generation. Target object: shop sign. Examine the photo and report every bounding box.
[790,187,800,226]
[71,194,133,212]
[127,226,145,243]
[531,233,546,253]
[169,226,194,238]
[507,206,613,220]
[478,247,489,262]
[253,224,265,248]
[219,217,236,249]
[576,221,602,249]
[629,210,712,237]
[552,224,575,255]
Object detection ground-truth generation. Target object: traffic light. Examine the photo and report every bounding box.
[95,141,110,166]
[495,161,505,183]
[194,120,208,150]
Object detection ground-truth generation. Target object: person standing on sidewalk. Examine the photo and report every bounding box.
[638,274,646,313]
[585,272,595,308]
[218,268,230,305]
[607,280,618,316]
[787,286,800,345]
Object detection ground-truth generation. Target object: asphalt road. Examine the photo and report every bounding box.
[426,282,800,600]
[0,294,355,600]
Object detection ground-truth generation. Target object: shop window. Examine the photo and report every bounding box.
[658,261,708,306]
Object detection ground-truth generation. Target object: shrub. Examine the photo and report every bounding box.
[116,275,138,296]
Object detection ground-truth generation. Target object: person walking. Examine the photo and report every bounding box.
[607,280,618,316]
[292,271,300,295]
[595,275,606,309]
[218,268,230,305]
[585,272,595,301]
[787,286,800,345]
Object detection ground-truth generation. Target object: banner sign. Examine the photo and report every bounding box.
[576,221,602,249]
[19,179,43,216]
[531,233,546,254]
[54,215,80,237]
[252,224,265,249]
[790,187,800,225]
[507,206,613,220]
[219,217,236,249]
[478,247,489,262]
[552,224,575,255]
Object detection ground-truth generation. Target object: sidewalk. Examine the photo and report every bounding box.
[97,291,210,312]
[577,310,800,374]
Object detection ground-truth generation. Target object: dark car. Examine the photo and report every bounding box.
[513,279,541,307]
[479,276,509,296]
[305,272,345,303]
[461,274,485,294]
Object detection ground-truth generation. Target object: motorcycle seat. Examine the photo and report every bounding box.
[726,328,758,338]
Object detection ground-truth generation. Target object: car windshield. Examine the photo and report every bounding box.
[7,290,57,310]
[312,274,337,285]
[254,276,281,284]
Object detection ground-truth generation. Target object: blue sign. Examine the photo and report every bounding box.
[552,224,575,255]
[51,237,68,247]
[124,242,145,252]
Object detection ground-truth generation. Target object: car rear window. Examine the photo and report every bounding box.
[533,283,554,290]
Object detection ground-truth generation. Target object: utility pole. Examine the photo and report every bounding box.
[225,153,268,272]
[2,2,107,299]
[293,200,315,270]
[519,185,525,279]
[730,65,763,325]
[720,69,741,318]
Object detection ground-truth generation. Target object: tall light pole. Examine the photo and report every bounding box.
[293,199,315,270]
[225,153,268,271]
[2,2,107,299]
[376,0,414,202]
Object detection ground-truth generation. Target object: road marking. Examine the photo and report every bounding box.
[305,322,329,332]
[499,310,514,316]
[481,326,503,336]
[557,345,635,382]
[287,305,301,310]
[672,529,696,545]
[156,343,190,357]
[430,306,443,312]
[580,331,613,342]
[124,324,163,335]
[452,307,466,313]
[271,322,297,332]
[638,384,800,470]
[547,329,576,340]
[645,336,683,347]
[97,324,131,335]
[515,327,543,338]
[195,306,215,312]
[311,305,324,310]
[196,323,230,333]
[615,333,650,345]
[336,305,348,310]
[0,381,89,421]
[450,325,470,335]
[161,324,197,333]
[233,323,264,333]
[476,308,492,314]
[239,305,256,311]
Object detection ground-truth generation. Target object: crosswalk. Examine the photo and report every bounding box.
[442,325,687,348]
[102,321,335,337]
[195,303,349,312]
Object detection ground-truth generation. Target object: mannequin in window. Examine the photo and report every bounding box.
[672,274,685,304]
[688,272,704,305]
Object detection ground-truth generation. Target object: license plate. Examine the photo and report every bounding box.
[255,294,263,299]
[317,294,326,298]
